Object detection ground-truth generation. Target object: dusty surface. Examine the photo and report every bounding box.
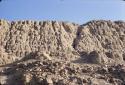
[0,19,125,85]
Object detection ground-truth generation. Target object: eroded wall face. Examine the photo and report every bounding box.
[0,20,125,65]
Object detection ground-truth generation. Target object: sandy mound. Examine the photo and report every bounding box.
[0,19,125,85]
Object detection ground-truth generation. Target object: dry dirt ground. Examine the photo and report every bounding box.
[0,19,125,85]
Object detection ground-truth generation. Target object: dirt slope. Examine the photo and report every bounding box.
[0,19,125,85]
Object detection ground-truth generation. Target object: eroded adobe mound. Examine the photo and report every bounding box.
[0,19,125,85]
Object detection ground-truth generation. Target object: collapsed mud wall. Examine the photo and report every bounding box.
[0,19,125,65]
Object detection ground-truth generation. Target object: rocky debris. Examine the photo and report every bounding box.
[0,19,125,85]
[0,60,125,85]
[23,73,33,84]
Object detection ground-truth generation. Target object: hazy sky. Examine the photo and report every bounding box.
[0,0,125,24]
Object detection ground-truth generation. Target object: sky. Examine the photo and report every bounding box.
[0,0,125,24]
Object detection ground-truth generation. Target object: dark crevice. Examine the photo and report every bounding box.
[123,53,125,61]
[72,25,82,50]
